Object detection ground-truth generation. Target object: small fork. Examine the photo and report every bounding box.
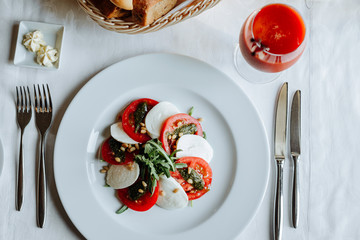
[15,86,32,211]
[33,84,53,228]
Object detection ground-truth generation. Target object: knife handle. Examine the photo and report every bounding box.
[292,155,300,228]
[274,160,284,240]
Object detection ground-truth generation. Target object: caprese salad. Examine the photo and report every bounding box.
[99,98,214,213]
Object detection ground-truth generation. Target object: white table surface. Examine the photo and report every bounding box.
[1,0,359,239]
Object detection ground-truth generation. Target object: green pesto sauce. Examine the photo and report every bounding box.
[109,137,125,162]
[172,123,197,137]
[133,102,148,133]
[179,168,205,190]
[127,180,147,201]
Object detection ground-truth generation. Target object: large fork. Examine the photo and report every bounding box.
[33,84,53,228]
[15,86,32,211]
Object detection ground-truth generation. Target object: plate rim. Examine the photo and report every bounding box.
[0,138,3,178]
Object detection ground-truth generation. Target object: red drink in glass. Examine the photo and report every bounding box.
[239,4,306,73]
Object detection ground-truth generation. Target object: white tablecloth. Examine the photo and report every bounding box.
[1,0,359,239]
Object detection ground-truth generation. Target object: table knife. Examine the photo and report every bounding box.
[290,90,301,228]
[273,82,288,240]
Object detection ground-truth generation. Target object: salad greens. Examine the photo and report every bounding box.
[134,139,186,195]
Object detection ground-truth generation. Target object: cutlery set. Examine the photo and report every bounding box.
[15,84,53,228]
[273,82,301,240]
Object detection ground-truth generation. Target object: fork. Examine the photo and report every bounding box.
[33,84,53,228]
[15,86,32,211]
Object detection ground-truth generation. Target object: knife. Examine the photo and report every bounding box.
[273,82,288,240]
[290,90,301,228]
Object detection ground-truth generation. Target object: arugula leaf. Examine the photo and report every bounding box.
[203,131,207,139]
[175,162,187,168]
[188,106,194,116]
[116,205,128,214]
[170,149,182,158]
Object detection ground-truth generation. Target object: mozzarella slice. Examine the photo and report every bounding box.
[106,162,140,189]
[145,101,180,139]
[110,122,139,144]
[176,134,213,163]
[156,175,188,210]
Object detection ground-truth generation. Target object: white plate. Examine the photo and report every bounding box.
[14,21,64,70]
[0,138,3,177]
[54,53,270,240]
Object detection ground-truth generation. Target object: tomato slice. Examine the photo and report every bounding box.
[122,98,159,143]
[171,157,212,200]
[101,138,137,165]
[117,181,159,212]
[160,113,203,154]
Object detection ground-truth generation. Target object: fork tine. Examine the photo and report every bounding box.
[23,86,28,113]
[37,85,43,113]
[33,85,38,113]
[46,84,52,112]
[27,86,32,112]
[20,87,24,112]
[16,87,20,112]
[42,84,48,112]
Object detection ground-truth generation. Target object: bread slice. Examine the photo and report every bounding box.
[133,0,177,26]
[110,0,133,10]
[90,0,129,18]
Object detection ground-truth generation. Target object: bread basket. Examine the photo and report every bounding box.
[77,0,221,34]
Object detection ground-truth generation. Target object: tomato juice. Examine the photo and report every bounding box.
[239,4,306,73]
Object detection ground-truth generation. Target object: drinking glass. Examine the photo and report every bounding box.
[234,3,306,84]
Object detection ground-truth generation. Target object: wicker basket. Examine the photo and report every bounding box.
[77,0,221,34]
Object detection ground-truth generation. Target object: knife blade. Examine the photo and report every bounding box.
[273,82,288,240]
[290,90,301,228]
